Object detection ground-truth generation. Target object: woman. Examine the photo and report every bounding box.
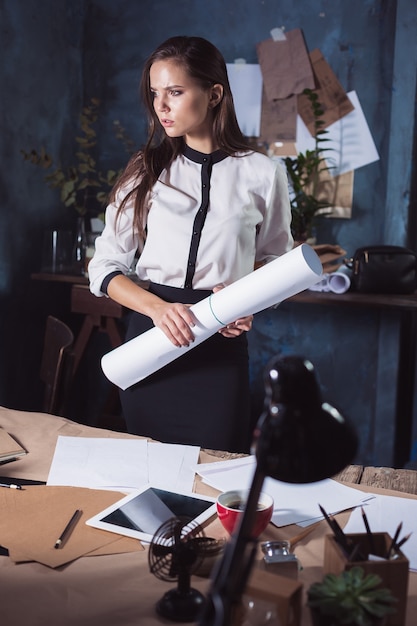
[89,35,293,453]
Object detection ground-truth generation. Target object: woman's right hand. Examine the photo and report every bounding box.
[106,275,195,348]
[150,301,196,348]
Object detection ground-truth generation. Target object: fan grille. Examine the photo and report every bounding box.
[148,516,205,582]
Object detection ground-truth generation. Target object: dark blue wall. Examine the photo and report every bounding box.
[1,0,416,466]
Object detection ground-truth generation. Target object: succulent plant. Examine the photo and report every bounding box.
[307,566,397,626]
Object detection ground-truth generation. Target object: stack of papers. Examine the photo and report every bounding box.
[47,436,200,493]
[195,455,374,527]
[0,429,27,463]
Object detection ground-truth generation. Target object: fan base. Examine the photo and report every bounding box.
[156,587,205,622]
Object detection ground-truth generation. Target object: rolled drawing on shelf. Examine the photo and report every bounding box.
[101,243,323,390]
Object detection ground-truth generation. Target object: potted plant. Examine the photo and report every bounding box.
[284,88,335,242]
[22,98,134,273]
[21,97,134,220]
[307,566,397,626]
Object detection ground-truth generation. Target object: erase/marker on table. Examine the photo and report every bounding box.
[0,482,23,490]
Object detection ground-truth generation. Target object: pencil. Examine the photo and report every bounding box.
[386,521,403,559]
[361,506,376,554]
[54,509,82,549]
[395,532,412,551]
[289,522,320,549]
[319,504,351,554]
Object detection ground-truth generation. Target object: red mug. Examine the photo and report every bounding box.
[216,490,274,537]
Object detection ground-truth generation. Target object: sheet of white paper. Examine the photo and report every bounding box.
[102,244,322,390]
[344,494,417,571]
[295,90,379,177]
[147,442,200,492]
[195,456,372,527]
[47,436,199,493]
[226,63,263,136]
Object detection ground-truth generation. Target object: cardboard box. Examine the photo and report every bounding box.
[324,533,409,626]
[243,568,303,626]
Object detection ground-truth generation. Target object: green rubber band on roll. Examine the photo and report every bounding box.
[208,294,226,326]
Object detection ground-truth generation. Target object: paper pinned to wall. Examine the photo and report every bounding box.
[226,63,263,137]
[259,90,297,143]
[296,90,380,177]
[256,28,315,101]
[101,244,323,390]
[298,48,354,134]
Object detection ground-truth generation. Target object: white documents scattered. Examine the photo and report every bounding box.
[47,436,200,494]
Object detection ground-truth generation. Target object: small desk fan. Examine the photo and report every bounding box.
[148,516,209,622]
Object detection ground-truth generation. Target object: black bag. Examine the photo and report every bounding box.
[348,245,417,294]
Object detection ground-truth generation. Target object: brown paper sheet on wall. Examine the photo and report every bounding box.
[0,485,143,568]
[298,49,354,135]
[259,90,298,143]
[256,29,315,102]
[313,169,354,220]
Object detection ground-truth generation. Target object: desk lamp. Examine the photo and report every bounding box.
[199,355,358,626]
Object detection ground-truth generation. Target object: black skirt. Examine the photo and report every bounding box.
[120,283,251,453]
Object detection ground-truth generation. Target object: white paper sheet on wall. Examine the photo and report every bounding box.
[101,244,323,390]
[296,90,380,177]
[226,63,263,137]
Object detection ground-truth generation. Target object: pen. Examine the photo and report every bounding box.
[54,509,82,549]
[0,482,23,490]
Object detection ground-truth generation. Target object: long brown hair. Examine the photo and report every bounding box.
[112,36,251,238]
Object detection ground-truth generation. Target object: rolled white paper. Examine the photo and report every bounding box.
[101,243,322,390]
[327,270,351,294]
[308,266,351,294]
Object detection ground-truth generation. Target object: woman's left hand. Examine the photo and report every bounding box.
[213,285,253,338]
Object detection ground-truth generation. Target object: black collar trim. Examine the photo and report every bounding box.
[183,144,228,164]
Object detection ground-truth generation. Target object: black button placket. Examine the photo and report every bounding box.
[184,155,213,289]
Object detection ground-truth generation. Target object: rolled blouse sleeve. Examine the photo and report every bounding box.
[255,159,293,265]
[88,190,142,297]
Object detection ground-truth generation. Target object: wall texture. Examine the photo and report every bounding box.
[1,0,416,466]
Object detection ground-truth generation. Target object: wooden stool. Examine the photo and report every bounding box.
[70,284,124,376]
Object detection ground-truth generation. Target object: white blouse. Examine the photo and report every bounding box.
[89,146,293,296]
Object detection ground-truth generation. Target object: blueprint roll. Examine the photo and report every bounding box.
[327,266,351,294]
[101,243,322,390]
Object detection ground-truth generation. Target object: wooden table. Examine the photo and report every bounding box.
[70,283,125,375]
[31,271,89,285]
[335,463,417,495]
[1,407,416,626]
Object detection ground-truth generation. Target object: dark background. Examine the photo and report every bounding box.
[0,0,416,466]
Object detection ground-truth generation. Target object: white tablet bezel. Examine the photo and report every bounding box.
[86,484,217,543]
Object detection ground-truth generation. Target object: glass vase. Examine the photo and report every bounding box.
[72,216,87,276]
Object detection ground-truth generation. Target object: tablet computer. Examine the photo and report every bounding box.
[86,485,217,542]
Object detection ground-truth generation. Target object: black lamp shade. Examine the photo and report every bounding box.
[253,355,358,483]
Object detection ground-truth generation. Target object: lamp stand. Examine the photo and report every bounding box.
[198,460,266,626]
